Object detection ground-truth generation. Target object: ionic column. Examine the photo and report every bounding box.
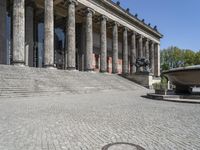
[44,0,54,68]
[85,8,94,71]
[0,0,7,64]
[25,1,34,67]
[154,43,160,76]
[66,0,78,70]
[150,41,155,74]
[130,31,136,74]
[13,0,25,65]
[100,15,107,73]
[112,22,119,74]
[145,39,150,60]
[122,27,128,75]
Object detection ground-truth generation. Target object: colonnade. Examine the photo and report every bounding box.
[0,0,160,76]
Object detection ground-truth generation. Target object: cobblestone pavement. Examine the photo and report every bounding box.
[0,90,200,150]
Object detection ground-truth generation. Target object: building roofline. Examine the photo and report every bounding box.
[105,0,163,38]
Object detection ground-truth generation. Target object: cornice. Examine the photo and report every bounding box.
[104,0,163,38]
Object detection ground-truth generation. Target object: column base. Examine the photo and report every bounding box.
[122,72,129,76]
[67,67,76,71]
[13,61,25,67]
[100,70,107,73]
[112,69,119,74]
[112,72,119,74]
[44,64,56,69]
[84,68,94,72]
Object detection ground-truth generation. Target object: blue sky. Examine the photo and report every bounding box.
[112,0,200,51]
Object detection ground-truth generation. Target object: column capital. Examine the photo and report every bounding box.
[123,26,129,32]
[143,38,150,42]
[112,21,120,27]
[137,34,143,39]
[85,7,95,15]
[100,15,108,21]
[25,0,36,8]
[131,31,137,36]
[150,40,155,44]
[64,0,78,7]
[154,42,160,46]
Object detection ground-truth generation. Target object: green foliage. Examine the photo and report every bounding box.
[194,51,200,65]
[153,75,168,91]
[161,46,200,71]
[183,50,195,66]
[161,63,170,71]
[161,76,168,84]
[153,82,168,90]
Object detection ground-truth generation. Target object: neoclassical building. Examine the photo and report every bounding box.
[0,0,163,76]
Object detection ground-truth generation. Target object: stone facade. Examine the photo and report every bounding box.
[0,0,163,76]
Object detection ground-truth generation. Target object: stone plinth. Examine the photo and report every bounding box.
[125,73,160,88]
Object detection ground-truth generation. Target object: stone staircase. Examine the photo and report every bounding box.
[0,65,145,98]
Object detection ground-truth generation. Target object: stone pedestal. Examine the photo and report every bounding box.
[126,73,160,88]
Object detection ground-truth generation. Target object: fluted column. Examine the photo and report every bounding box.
[44,0,54,68]
[112,22,119,74]
[0,0,7,64]
[66,0,78,70]
[85,8,94,71]
[100,15,107,73]
[122,27,128,75]
[25,2,34,67]
[154,43,160,76]
[13,0,25,65]
[150,41,155,74]
[130,31,136,74]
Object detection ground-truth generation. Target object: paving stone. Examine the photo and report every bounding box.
[0,90,200,150]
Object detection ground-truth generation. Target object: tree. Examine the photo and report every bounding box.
[183,50,195,66]
[161,46,184,71]
[194,51,200,65]
[161,46,199,72]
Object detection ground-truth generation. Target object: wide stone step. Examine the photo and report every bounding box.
[0,65,145,98]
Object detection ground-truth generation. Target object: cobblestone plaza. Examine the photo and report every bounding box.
[0,90,200,150]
